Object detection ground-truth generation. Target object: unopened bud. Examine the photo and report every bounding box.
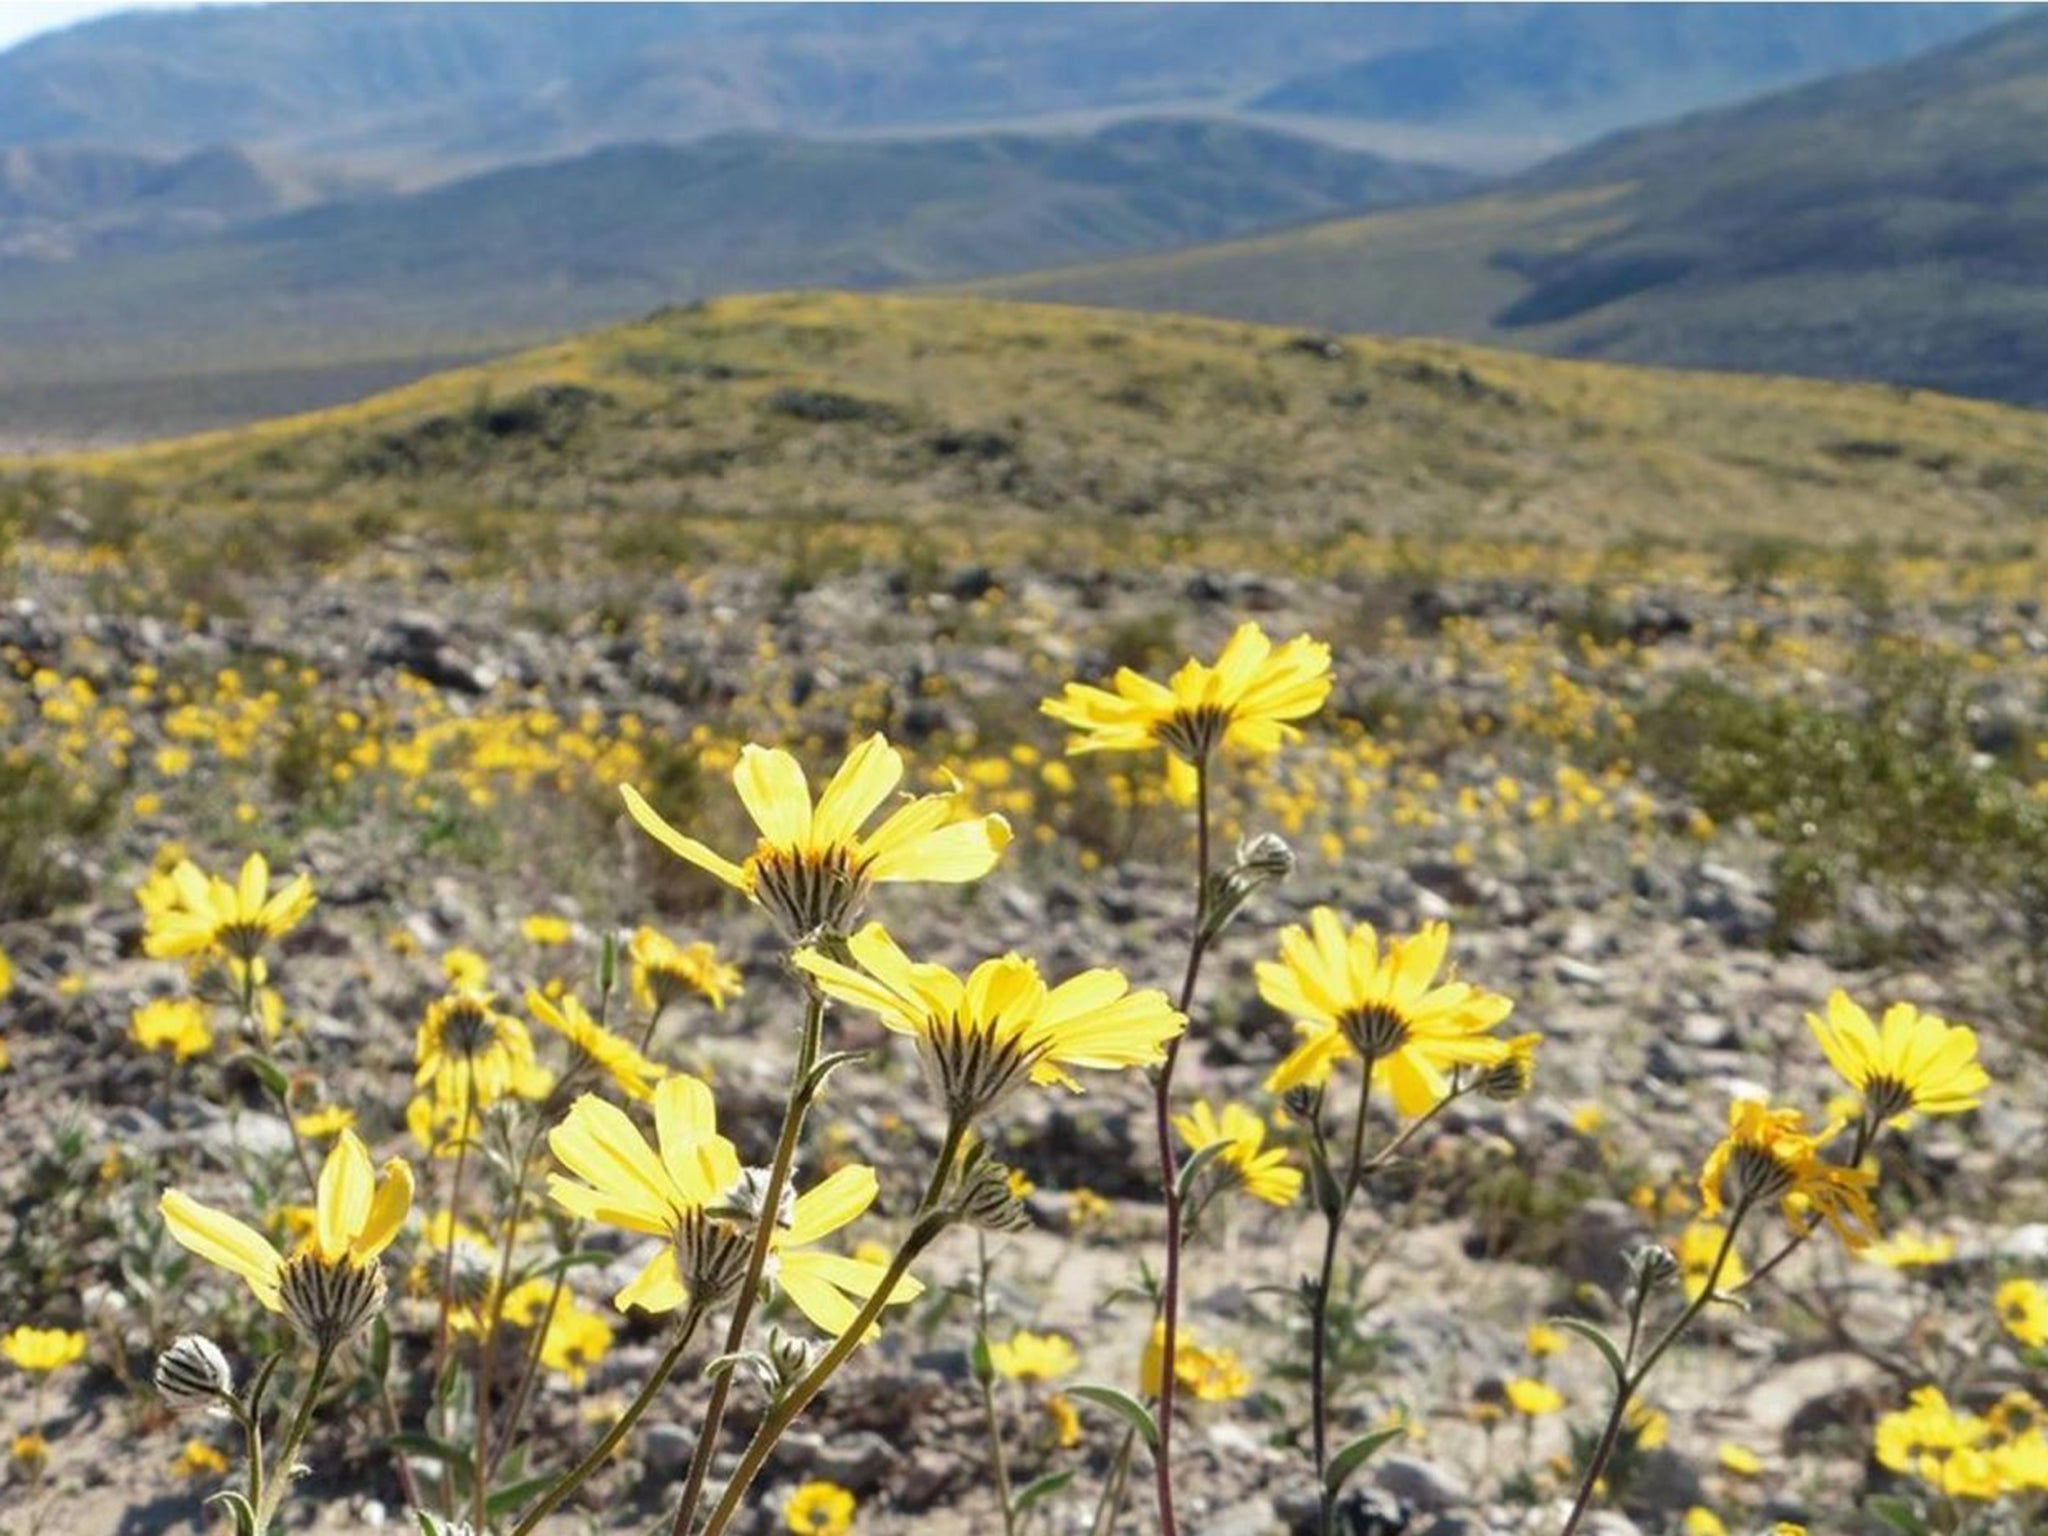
[156,1334,234,1413]
[1625,1243,1680,1296]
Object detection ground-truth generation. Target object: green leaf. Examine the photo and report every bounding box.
[367,1315,392,1387]
[1324,1426,1405,1498]
[1173,1140,1232,1206]
[236,1052,291,1101]
[1550,1317,1629,1388]
[205,1491,258,1536]
[1866,1497,1932,1536]
[801,1049,871,1101]
[1013,1468,1075,1515]
[1067,1384,1158,1452]
[511,1249,613,1286]
[486,1472,559,1517]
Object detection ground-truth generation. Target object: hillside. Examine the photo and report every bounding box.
[16,293,2048,569]
[975,12,2048,407]
[1253,3,2011,140]
[0,121,1472,411]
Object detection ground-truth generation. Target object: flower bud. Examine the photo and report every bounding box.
[1625,1243,1681,1296]
[155,1334,235,1413]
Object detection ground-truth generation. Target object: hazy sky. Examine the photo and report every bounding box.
[0,0,219,53]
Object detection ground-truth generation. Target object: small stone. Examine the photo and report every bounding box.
[1562,1199,1651,1294]
[1373,1454,1464,1512]
[641,1423,695,1478]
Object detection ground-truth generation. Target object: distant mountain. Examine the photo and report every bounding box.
[976,12,2048,407]
[0,144,327,261]
[1254,4,2018,139]
[0,119,1475,376]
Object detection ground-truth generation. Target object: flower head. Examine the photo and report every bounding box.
[155,1334,234,1413]
[988,1330,1079,1385]
[1259,910,1516,1116]
[546,1075,920,1336]
[1506,1377,1564,1416]
[795,923,1183,1122]
[1042,623,1333,785]
[629,927,743,1013]
[162,1131,413,1348]
[622,734,1010,942]
[2,1326,86,1374]
[785,1481,856,1536]
[1998,1278,2048,1348]
[528,988,665,1101]
[131,998,213,1063]
[141,853,315,967]
[1698,1097,1876,1248]
[1809,991,1988,1126]
[1865,1229,1957,1271]
[415,990,545,1107]
[1173,1099,1301,1207]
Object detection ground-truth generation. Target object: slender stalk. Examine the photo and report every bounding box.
[636,996,671,1054]
[698,1208,954,1536]
[1089,1425,1139,1536]
[1309,1055,1378,1536]
[374,1376,424,1513]
[431,1077,479,1381]
[666,988,828,1536]
[472,1120,543,1530]
[1148,756,1214,1536]
[507,1301,707,1536]
[1557,1201,1751,1536]
[974,1232,1018,1536]
[237,971,318,1197]
[487,1266,568,1480]
[255,1343,334,1535]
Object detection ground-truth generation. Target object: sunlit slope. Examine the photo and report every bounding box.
[22,291,2048,554]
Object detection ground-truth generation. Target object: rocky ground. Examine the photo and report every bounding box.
[2,522,2046,1536]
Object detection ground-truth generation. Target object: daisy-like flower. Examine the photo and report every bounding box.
[1864,1229,1958,1270]
[1173,1099,1301,1207]
[546,1075,921,1336]
[793,923,1184,1123]
[1,1326,87,1374]
[1041,621,1332,793]
[528,988,665,1101]
[1139,1321,1249,1402]
[415,990,545,1107]
[1258,909,1516,1116]
[1506,1378,1565,1416]
[988,1330,1079,1384]
[1997,1278,2048,1348]
[621,733,1010,942]
[1808,991,1989,1126]
[161,1131,413,1349]
[784,1481,857,1536]
[130,998,213,1063]
[141,853,316,967]
[629,926,743,1013]
[1698,1097,1877,1247]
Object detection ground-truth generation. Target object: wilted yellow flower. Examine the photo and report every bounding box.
[1260,910,1515,1115]
[547,1076,920,1335]
[622,733,1010,941]
[11,1431,48,1473]
[1998,1278,2048,1348]
[1505,1378,1564,1416]
[784,1480,856,1535]
[1628,1403,1669,1450]
[1140,1321,1249,1402]
[797,924,1182,1121]
[988,1330,1078,1384]
[161,1131,412,1348]
[1173,1099,1301,1206]
[1045,1392,1082,1448]
[528,988,664,1101]
[1808,990,1988,1125]
[1041,623,1333,791]
[141,853,315,966]
[130,998,213,1063]
[1699,1097,1876,1247]
[629,927,743,1013]
[2,1326,87,1374]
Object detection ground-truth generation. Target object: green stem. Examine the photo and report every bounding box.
[507,1301,707,1536]
[696,1157,966,1536]
[1149,755,1213,1536]
[1558,1200,1751,1536]
[1310,1054,1377,1536]
[975,1233,1018,1536]
[666,987,828,1536]
[473,1121,543,1530]
[255,1343,334,1535]
[1090,1425,1139,1536]
[487,1265,569,1480]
